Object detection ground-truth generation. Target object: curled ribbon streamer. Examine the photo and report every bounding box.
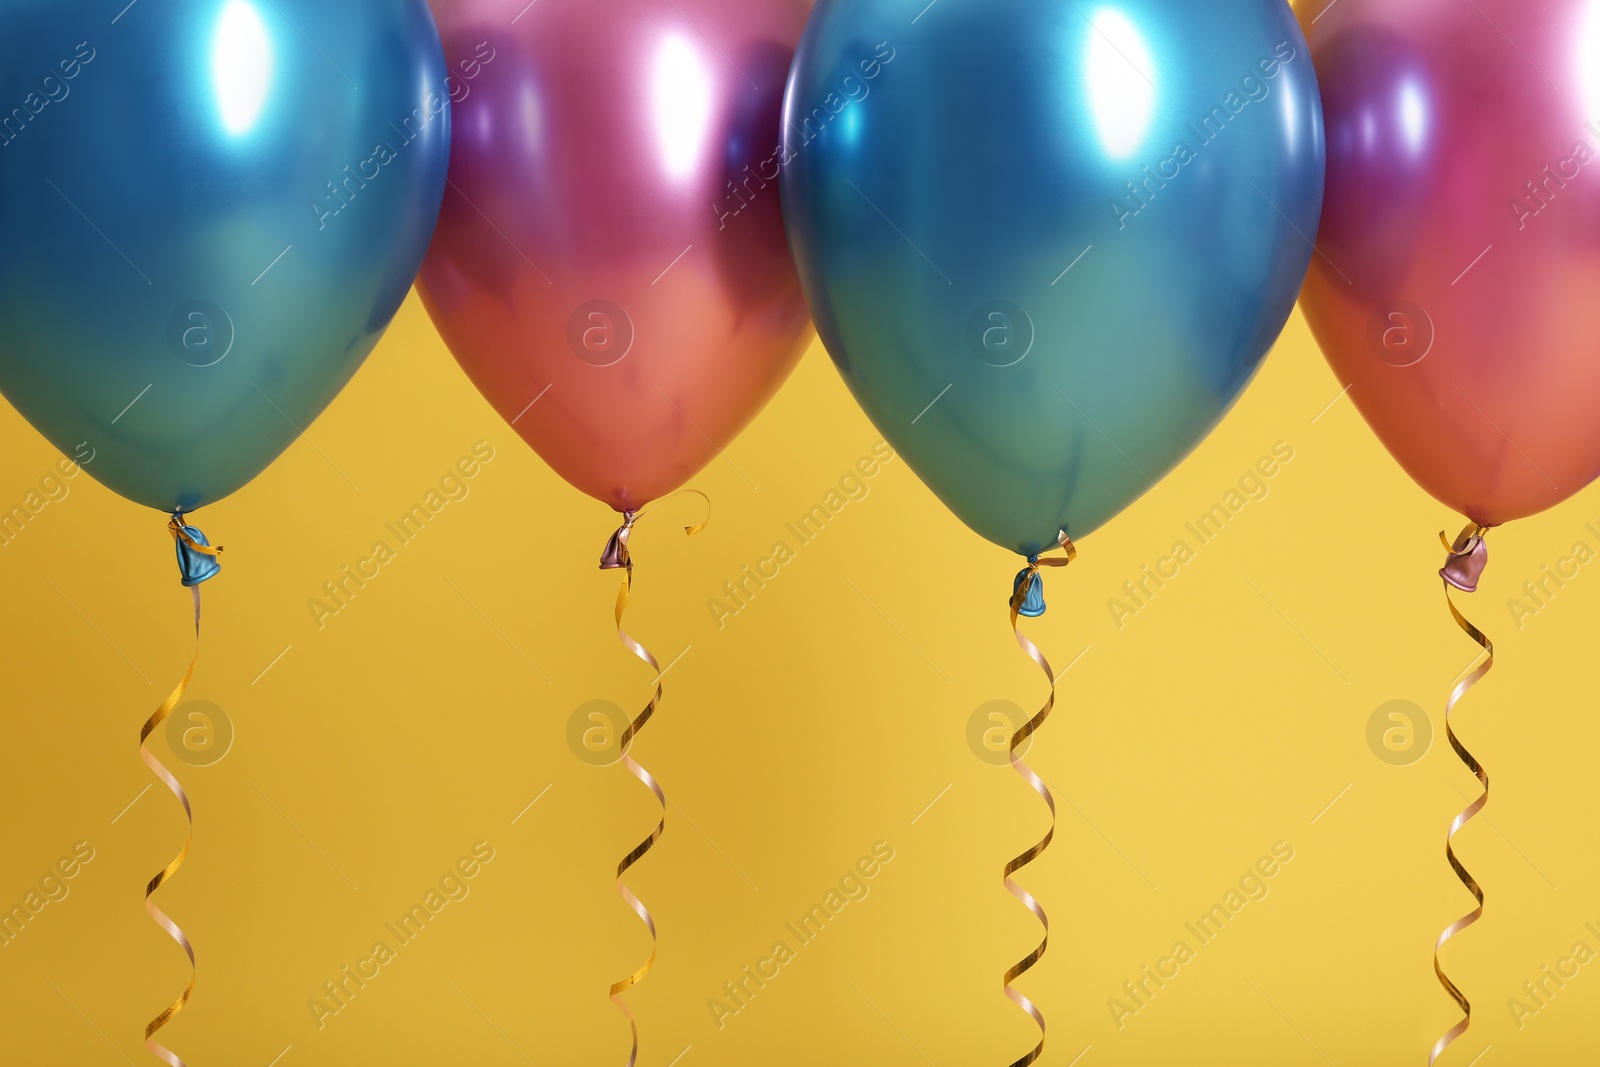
[1429,525,1494,1067]
[604,493,708,1067]
[139,581,202,1067]
[1003,534,1076,1067]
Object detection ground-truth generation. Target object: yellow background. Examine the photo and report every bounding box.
[2,295,1598,1066]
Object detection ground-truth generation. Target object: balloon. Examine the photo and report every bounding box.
[419,0,813,514]
[0,0,450,513]
[1300,0,1600,526]
[782,0,1325,556]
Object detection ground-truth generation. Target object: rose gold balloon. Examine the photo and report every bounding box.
[419,0,813,513]
[1300,0,1600,526]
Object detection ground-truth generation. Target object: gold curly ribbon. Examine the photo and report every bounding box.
[139,580,204,1067]
[137,517,221,1066]
[1003,533,1076,1067]
[1429,526,1493,1067]
[607,492,709,1067]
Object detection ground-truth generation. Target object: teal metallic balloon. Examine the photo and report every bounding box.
[0,0,450,512]
[782,0,1324,556]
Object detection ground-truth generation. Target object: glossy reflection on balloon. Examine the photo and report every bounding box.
[419,0,814,515]
[212,1,275,136]
[783,0,1325,555]
[1301,0,1600,526]
[1085,9,1156,160]
[0,0,451,512]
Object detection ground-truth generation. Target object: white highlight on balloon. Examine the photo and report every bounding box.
[651,34,713,181]
[212,1,274,136]
[1279,68,1300,157]
[1579,0,1600,123]
[1085,8,1155,161]
[1397,78,1429,157]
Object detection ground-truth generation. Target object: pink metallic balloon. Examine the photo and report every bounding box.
[1300,0,1600,526]
[420,0,813,513]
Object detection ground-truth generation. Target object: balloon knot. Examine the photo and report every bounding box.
[1439,523,1490,593]
[169,514,222,588]
[600,510,638,570]
[1011,567,1047,618]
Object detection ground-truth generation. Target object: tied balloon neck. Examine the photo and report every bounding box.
[1440,522,1491,594]
[168,513,222,588]
[600,511,639,572]
[1010,534,1077,618]
[1012,560,1048,618]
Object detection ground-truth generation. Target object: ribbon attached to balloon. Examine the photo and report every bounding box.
[1429,524,1493,1067]
[171,516,223,587]
[142,516,221,1067]
[602,493,708,1067]
[1003,534,1075,1067]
